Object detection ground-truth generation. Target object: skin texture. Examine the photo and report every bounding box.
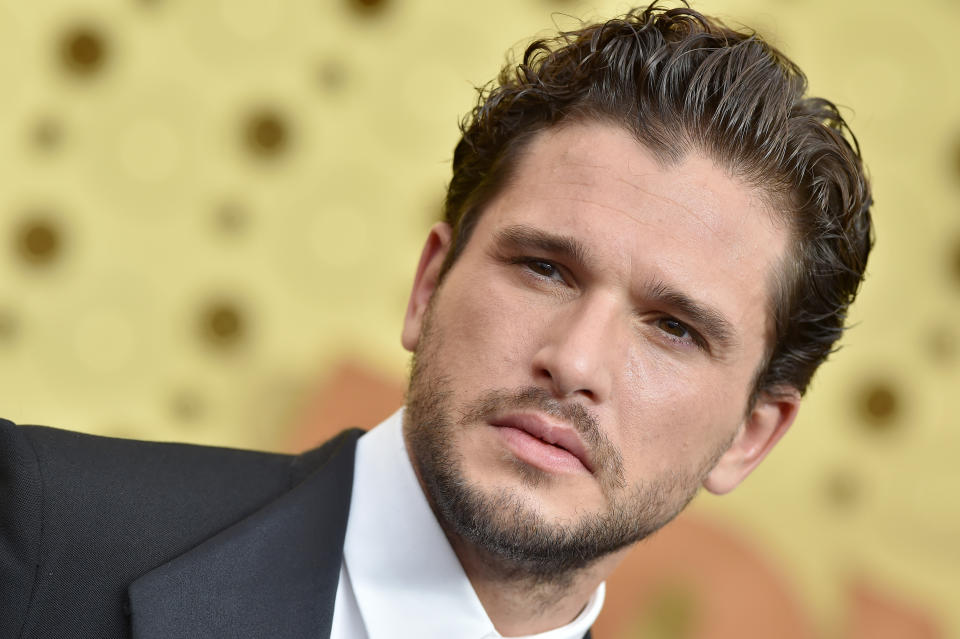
[401,121,801,636]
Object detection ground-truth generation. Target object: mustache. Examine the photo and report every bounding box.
[458,386,625,489]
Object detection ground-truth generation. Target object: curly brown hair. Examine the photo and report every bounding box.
[440,2,873,401]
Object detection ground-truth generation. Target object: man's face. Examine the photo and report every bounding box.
[402,121,797,575]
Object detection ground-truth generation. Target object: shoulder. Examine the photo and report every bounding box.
[1,418,300,539]
[0,417,361,639]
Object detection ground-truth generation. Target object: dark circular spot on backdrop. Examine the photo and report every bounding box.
[349,0,388,13]
[60,26,107,75]
[951,235,960,285]
[927,325,957,365]
[317,59,347,92]
[215,202,247,234]
[953,134,960,183]
[200,301,245,347]
[244,110,288,158]
[15,218,63,266]
[32,118,63,150]
[0,310,18,341]
[824,469,860,510]
[171,389,204,421]
[859,381,899,430]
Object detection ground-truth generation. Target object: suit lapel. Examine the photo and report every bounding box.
[128,430,361,639]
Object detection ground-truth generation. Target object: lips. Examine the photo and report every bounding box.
[490,412,594,474]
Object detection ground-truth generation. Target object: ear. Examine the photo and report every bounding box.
[702,387,801,495]
[401,222,453,352]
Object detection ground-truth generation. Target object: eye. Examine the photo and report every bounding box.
[526,260,560,279]
[509,256,568,284]
[654,317,704,349]
[657,318,689,338]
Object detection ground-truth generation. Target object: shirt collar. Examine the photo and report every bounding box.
[342,408,604,639]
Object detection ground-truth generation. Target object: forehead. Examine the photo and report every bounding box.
[470,121,790,348]
[490,122,780,246]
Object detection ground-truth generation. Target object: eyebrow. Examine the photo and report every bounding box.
[645,279,738,354]
[493,225,593,269]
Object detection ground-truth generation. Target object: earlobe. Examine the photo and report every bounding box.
[702,388,801,495]
[401,222,453,352]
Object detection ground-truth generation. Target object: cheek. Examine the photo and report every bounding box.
[432,274,539,385]
[619,341,715,416]
[614,344,746,471]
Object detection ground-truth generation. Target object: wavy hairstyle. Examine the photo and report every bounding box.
[440,2,873,400]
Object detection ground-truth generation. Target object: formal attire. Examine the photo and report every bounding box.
[331,409,603,639]
[0,412,598,638]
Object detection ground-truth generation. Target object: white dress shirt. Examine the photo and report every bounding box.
[329,409,604,639]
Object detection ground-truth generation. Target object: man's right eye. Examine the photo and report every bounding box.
[526,260,559,279]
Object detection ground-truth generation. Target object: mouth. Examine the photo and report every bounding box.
[489,412,594,475]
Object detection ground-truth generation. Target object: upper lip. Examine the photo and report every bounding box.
[490,412,594,473]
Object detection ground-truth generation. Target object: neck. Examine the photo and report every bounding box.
[445,530,624,636]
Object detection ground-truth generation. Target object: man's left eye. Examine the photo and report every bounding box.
[656,318,690,339]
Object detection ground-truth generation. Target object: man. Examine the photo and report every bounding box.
[0,3,872,638]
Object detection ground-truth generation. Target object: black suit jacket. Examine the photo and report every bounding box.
[1,418,362,639]
[1,419,593,639]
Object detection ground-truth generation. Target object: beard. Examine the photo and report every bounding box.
[403,303,729,581]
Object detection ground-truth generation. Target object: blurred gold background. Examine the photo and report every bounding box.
[1,0,957,637]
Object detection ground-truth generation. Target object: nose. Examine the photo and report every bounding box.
[530,294,617,403]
